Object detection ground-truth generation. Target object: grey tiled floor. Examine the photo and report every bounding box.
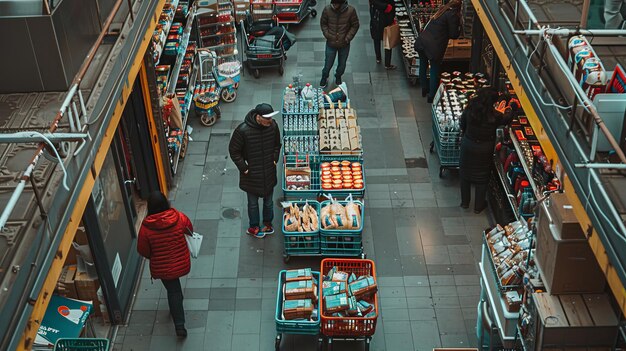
[114,1,489,349]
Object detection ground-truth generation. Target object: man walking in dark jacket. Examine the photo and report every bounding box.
[320,0,360,88]
[229,103,281,239]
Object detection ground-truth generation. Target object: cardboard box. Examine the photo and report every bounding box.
[532,293,618,348]
[452,39,471,59]
[443,40,455,60]
[74,271,102,316]
[547,193,585,239]
[536,211,606,294]
[57,265,78,299]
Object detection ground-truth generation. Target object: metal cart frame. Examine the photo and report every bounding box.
[239,19,286,78]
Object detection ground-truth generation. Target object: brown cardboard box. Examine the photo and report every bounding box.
[443,40,455,60]
[452,39,471,59]
[74,271,102,316]
[547,193,585,239]
[536,209,606,294]
[532,293,618,348]
[57,265,78,299]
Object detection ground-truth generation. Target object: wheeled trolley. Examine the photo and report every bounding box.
[429,84,461,177]
[240,19,287,78]
[319,258,379,351]
[274,0,317,25]
[275,270,322,350]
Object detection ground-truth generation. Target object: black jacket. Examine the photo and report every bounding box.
[370,0,395,40]
[321,3,360,48]
[414,9,461,63]
[229,110,281,196]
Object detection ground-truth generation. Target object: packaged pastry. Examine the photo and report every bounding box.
[324,293,350,313]
[286,268,313,282]
[322,281,347,296]
[348,276,377,299]
[283,299,314,320]
[284,280,318,301]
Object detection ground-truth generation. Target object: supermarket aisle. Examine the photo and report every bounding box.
[114,1,489,350]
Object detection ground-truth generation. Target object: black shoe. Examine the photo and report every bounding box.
[335,77,342,85]
[460,203,469,209]
[422,89,429,97]
[320,78,327,88]
[427,96,434,103]
[175,327,187,338]
[474,205,487,214]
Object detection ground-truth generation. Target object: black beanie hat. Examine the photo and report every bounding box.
[331,0,345,4]
[147,191,170,215]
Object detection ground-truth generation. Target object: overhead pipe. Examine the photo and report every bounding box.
[0,133,90,143]
[0,0,125,231]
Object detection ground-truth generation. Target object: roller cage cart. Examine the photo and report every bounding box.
[273,0,317,25]
[239,18,286,78]
[429,84,461,177]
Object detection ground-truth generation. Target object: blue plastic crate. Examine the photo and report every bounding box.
[320,232,362,257]
[282,201,321,256]
[275,270,321,335]
[319,199,364,236]
[283,154,320,200]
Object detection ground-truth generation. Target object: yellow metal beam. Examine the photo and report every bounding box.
[18,0,166,349]
[472,0,626,317]
[139,63,169,196]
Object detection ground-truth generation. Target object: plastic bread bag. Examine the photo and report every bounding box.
[344,194,361,230]
[320,203,336,229]
[308,204,319,231]
[284,211,299,232]
[329,198,348,229]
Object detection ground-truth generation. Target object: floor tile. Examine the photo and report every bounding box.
[411,320,441,351]
[384,330,414,351]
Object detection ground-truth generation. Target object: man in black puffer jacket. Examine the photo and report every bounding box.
[320,0,359,88]
[229,103,281,239]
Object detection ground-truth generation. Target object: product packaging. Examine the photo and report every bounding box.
[348,276,378,299]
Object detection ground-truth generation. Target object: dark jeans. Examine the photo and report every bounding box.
[321,43,350,81]
[161,278,185,328]
[373,39,392,66]
[247,192,274,228]
[460,179,488,211]
[418,53,441,98]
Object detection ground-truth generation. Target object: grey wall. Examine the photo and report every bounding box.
[0,0,100,93]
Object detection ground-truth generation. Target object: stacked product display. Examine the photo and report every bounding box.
[395,0,419,83]
[319,259,378,346]
[152,0,180,63]
[319,108,362,154]
[277,268,319,320]
[274,0,317,25]
[250,0,274,21]
[282,201,321,259]
[197,0,237,59]
[568,35,609,100]
[153,1,196,174]
[320,161,363,191]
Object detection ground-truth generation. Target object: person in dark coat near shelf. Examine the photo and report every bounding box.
[229,103,281,239]
[414,0,462,102]
[369,0,397,69]
[459,88,514,213]
[137,191,193,337]
[320,0,360,88]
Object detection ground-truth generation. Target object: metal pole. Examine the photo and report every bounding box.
[513,29,626,36]
[580,0,591,29]
[575,163,626,169]
[0,133,90,143]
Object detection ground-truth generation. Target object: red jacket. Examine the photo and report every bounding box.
[137,208,192,280]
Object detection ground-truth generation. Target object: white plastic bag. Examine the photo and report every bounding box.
[185,230,203,259]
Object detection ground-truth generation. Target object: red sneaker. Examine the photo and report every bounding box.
[246,226,265,238]
[261,223,274,235]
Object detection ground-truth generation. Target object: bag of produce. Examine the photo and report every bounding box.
[344,194,361,230]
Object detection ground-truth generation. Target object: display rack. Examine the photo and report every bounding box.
[396,0,419,84]
[493,159,521,223]
[479,260,518,348]
[508,128,542,198]
[197,2,238,60]
[250,0,274,21]
[154,0,181,64]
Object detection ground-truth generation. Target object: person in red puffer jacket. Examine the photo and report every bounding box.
[137,191,193,337]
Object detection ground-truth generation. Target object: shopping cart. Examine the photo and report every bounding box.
[429,84,462,177]
[275,270,322,350]
[54,338,109,351]
[240,17,287,78]
[274,0,317,26]
[319,197,365,258]
[319,258,379,351]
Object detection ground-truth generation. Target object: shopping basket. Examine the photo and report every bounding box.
[430,84,461,177]
[318,198,364,257]
[319,259,378,338]
[282,154,320,199]
[282,200,321,260]
[54,338,109,351]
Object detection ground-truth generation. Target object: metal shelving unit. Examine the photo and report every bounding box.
[508,128,542,198]
[154,0,181,63]
[493,159,522,222]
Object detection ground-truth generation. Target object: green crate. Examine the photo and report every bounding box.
[320,232,363,257]
[318,159,365,198]
[318,200,364,235]
[275,270,321,335]
[282,200,321,256]
[282,154,320,200]
[54,338,109,351]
